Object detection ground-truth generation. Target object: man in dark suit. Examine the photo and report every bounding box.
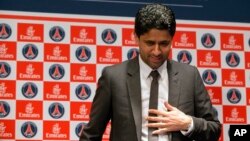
[80,3,221,141]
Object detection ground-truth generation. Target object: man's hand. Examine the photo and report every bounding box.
[146,102,192,135]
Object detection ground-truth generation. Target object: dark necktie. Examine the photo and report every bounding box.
[148,70,159,141]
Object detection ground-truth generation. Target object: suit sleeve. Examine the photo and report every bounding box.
[187,67,222,141]
[79,67,112,141]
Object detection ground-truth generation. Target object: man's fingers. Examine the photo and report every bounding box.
[146,116,168,122]
[148,109,169,117]
[147,122,168,128]
[152,128,169,134]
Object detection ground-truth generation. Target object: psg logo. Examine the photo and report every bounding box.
[227,88,241,104]
[101,28,117,44]
[0,62,11,78]
[21,82,38,99]
[75,122,87,137]
[49,26,65,42]
[48,102,65,119]
[22,44,39,60]
[177,50,192,64]
[0,23,12,39]
[49,64,65,80]
[202,69,217,85]
[75,84,91,100]
[0,101,10,118]
[225,52,240,67]
[127,48,139,60]
[75,46,91,62]
[21,121,37,138]
[201,33,216,48]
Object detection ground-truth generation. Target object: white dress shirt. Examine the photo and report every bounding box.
[139,56,170,141]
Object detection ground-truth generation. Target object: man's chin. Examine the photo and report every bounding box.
[150,62,163,69]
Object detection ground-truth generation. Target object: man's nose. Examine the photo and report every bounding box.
[152,45,161,55]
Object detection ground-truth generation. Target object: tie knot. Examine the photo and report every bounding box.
[150,70,159,79]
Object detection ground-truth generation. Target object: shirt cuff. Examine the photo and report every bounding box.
[180,116,194,135]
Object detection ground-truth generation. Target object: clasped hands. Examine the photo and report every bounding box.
[146,102,192,135]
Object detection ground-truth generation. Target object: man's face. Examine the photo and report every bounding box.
[135,28,172,69]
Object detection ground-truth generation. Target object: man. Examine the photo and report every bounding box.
[80,3,221,141]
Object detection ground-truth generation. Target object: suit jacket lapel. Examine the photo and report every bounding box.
[127,57,142,141]
[167,60,181,141]
[167,60,180,108]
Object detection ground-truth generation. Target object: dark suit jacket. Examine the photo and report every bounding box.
[80,57,221,141]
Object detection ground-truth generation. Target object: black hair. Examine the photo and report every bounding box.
[134,3,176,38]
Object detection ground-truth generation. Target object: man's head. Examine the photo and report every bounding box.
[134,3,176,69]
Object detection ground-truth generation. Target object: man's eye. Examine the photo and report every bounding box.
[146,42,154,46]
[160,43,169,47]
[160,42,170,47]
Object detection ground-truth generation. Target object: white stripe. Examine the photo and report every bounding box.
[74,0,203,8]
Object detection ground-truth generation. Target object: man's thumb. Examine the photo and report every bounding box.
[164,102,174,111]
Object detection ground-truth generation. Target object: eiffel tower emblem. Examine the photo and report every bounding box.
[130,49,137,59]
[0,63,7,76]
[25,83,35,97]
[205,71,214,83]
[79,85,88,97]
[229,54,237,66]
[52,65,62,78]
[78,124,84,137]
[0,102,7,115]
[0,24,9,38]
[79,48,88,60]
[230,90,239,102]
[24,122,34,136]
[25,45,35,58]
[52,27,62,40]
[104,30,114,43]
[181,52,189,63]
[51,103,62,117]
[204,34,213,47]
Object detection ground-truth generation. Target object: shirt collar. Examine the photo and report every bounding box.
[139,56,168,80]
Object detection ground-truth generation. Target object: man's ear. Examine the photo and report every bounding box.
[134,32,139,44]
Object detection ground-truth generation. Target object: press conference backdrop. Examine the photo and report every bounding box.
[0,0,250,141]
